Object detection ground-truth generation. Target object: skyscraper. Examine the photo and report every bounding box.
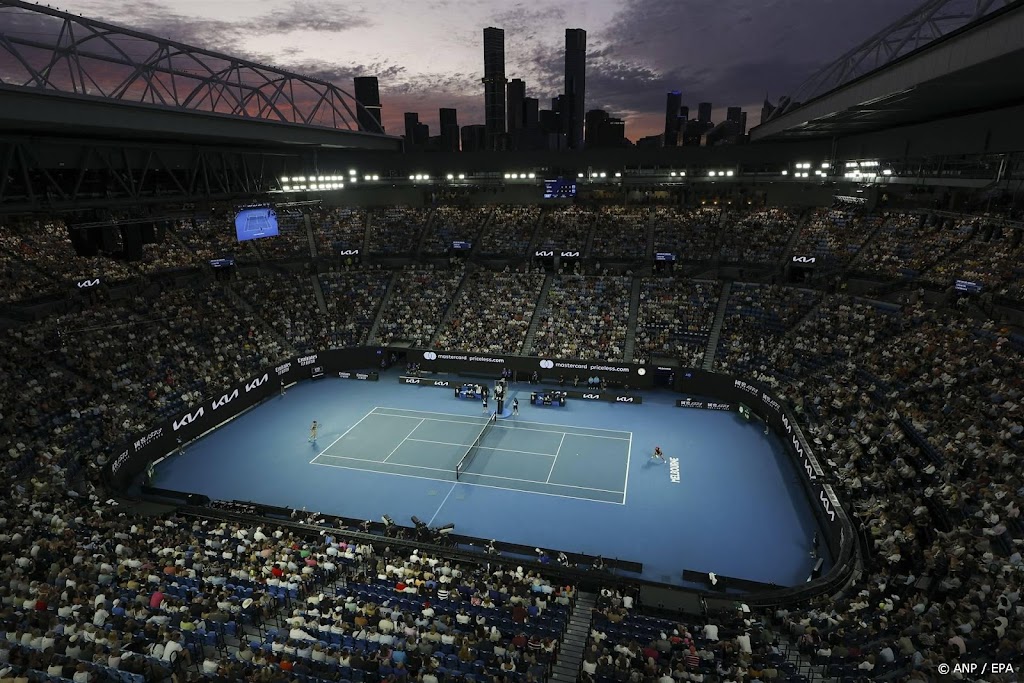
[507,78,526,133]
[440,108,460,152]
[404,112,419,148]
[353,77,383,133]
[726,107,742,125]
[482,27,507,150]
[760,98,776,125]
[664,91,683,146]
[564,28,587,149]
[697,102,712,124]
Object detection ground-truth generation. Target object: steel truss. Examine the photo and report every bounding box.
[0,135,294,214]
[771,0,1020,119]
[0,0,384,133]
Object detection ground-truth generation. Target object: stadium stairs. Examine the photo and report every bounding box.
[413,207,439,259]
[361,209,375,255]
[225,282,295,353]
[468,208,495,259]
[311,273,329,315]
[779,208,811,270]
[429,266,475,347]
[583,222,596,260]
[550,590,596,683]
[526,209,549,255]
[522,273,554,355]
[367,271,399,343]
[645,209,656,261]
[304,212,318,258]
[701,281,731,370]
[622,276,642,361]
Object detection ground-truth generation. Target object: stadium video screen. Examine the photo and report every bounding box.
[655,252,677,262]
[451,240,472,250]
[234,205,279,241]
[543,178,576,199]
[955,279,982,294]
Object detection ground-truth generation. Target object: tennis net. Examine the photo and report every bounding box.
[455,415,495,480]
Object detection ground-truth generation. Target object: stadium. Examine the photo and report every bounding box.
[1,0,1023,682]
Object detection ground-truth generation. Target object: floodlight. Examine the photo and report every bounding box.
[708,171,716,177]
[372,175,379,181]
[726,170,734,177]
[349,169,357,175]
[458,174,465,180]
[599,172,606,178]
[528,173,535,179]
[614,172,621,177]
[670,171,677,177]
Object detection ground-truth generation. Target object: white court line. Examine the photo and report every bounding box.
[372,409,630,441]
[314,452,623,495]
[309,409,378,464]
[545,433,566,483]
[623,432,632,505]
[382,419,425,463]
[407,438,557,458]
[427,483,458,527]
[317,453,450,472]
[372,406,631,438]
[309,459,624,505]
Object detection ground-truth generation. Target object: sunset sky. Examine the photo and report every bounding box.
[42,0,919,140]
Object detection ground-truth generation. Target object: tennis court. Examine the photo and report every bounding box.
[310,406,631,504]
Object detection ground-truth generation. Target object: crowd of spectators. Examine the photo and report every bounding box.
[588,207,647,260]
[373,266,464,348]
[256,212,313,260]
[633,279,719,366]
[423,208,490,256]
[854,213,972,279]
[173,213,253,263]
[534,208,594,254]
[4,200,1024,683]
[587,588,790,683]
[313,208,367,257]
[650,207,720,263]
[368,208,431,255]
[434,271,544,354]
[0,472,573,683]
[718,208,798,264]
[530,275,631,361]
[715,283,821,375]
[318,269,391,350]
[794,207,885,270]
[926,223,1024,299]
[478,207,540,257]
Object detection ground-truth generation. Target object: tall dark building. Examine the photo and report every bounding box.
[461,124,487,152]
[697,102,712,124]
[507,78,526,133]
[403,112,419,149]
[523,97,539,129]
[585,109,625,148]
[439,108,460,152]
[740,111,748,135]
[353,77,383,133]
[664,91,683,146]
[726,107,742,125]
[482,27,507,150]
[584,109,608,148]
[679,105,689,122]
[564,28,587,149]
[760,98,776,125]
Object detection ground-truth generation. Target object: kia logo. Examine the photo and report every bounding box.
[539,360,554,369]
[245,374,268,392]
[211,389,239,410]
[582,394,600,400]
[173,407,205,431]
[615,396,634,403]
[406,378,421,384]
[792,256,816,263]
[819,490,836,522]
[433,381,449,387]
[423,351,437,360]
[76,279,100,288]
[560,251,580,258]
[535,250,554,257]
[339,249,360,256]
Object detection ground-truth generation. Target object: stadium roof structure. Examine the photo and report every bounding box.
[752,0,1024,141]
[0,0,400,149]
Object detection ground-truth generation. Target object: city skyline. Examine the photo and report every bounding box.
[60,0,921,140]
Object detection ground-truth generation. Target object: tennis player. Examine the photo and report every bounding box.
[309,420,318,442]
[651,445,666,463]
[512,398,519,416]
[482,396,488,413]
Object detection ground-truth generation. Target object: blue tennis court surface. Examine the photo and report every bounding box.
[311,407,630,504]
[154,370,826,587]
